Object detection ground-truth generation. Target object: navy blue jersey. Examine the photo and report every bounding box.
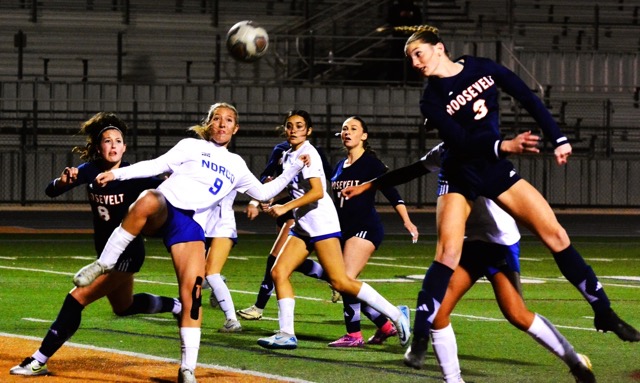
[330,151,404,234]
[45,161,162,270]
[420,55,567,162]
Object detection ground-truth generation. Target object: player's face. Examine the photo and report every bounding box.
[209,107,238,147]
[406,41,442,77]
[285,115,310,149]
[340,118,367,150]
[98,128,126,167]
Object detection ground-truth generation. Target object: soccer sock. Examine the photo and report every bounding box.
[526,313,581,367]
[255,255,276,310]
[277,297,296,335]
[38,294,84,361]
[172,298,182,315]
[295,258,328,282]
[362,302,390,329]
[552,245,610,313]
[118,293,177,316]
[97,226,135,269]
[356,282,398,321]
[431,324,462,383]
[342,294,362,335]
[414,261,454,339]
[180,327,201,371]
[206,273,237,321]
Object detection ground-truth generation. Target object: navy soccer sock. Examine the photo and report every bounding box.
[39,294,84,358]
[118,293,176,316]
[295,258,328,282]
[255,254,277,310]
[342,294,362,334]
[413,261,454,340]
[552,244,610,314]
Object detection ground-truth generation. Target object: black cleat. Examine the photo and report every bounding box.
[570,354,596,383]
[594,309,640,342]
[403,336,429,369]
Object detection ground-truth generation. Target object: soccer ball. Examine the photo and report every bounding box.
[226,20,269,63]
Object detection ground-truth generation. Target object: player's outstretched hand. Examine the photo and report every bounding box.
[341,182,373,200]
[58,167,79,186]
[404,221,419,244]
[94,171,115,187]
[500,131,541,155]
[266,204,287,218]
[298,154,311,167]
[554,142,572,166]
[245,202,260,220]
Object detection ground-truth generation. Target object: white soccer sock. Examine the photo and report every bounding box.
[32,350,48,364]
[97,226,135,269]
[277,297,295,335]
[526,313,581,367]
[431,323,462,383]
[180,327,201,371]
[206,274,237,321]
[356,282,399,321]
[172,298,182,315]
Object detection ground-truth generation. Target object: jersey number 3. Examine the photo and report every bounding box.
[473,99,488,120]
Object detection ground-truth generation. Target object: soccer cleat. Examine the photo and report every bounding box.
[10,357,49,376]
[367,324,398,345]
[330,285,342,303]
[328,334,365,348]
[237,305,263,320]
[257,331,297,350]
[394,305,411,346]
[570,354,596,383]
[218,318,242,333]
[594,308,640,342]
[73,260,111,287]
[403,336,429,370]
[178,367,196,383]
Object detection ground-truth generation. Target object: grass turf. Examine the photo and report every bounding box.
[1,233,638,382]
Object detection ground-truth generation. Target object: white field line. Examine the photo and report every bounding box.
[0,332,312,383]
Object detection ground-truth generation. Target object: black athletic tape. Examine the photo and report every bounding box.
[190,276,203,320]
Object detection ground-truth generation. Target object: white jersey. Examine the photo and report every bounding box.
[420,143,520,246]
[204,190,237,239]
[282,140,340,237]
[465,197,521,245]
[111,137,304,231]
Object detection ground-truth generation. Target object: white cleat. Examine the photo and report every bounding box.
[219,318,242,333]
[10,357,49,376]
[394,305,411,346]
[237,305,263,320]
[73,260,111,287]
[178,367,196,383]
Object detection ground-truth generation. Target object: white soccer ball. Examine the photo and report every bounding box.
[226,20,269,63]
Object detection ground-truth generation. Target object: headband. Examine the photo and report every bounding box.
[98,125,123,137]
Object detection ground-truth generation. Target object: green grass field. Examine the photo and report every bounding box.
[1,233,638,383]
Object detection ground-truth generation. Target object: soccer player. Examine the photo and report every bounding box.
[342,140,595,382]
[255,110,410,350]
[70,103,310,383]
[203,191,242,333]
[327,115,419,347]
[398,25,639,363]
[10,112,181,377]
[237,139,332,320]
